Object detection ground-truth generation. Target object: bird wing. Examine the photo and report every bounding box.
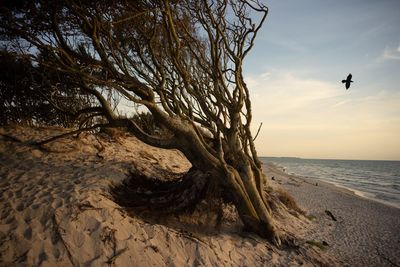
[347,73,352,80]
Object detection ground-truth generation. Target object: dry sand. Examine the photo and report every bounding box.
[265,163,400,267]
[1,125,382,266]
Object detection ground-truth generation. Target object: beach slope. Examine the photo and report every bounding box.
[265,163,400,267]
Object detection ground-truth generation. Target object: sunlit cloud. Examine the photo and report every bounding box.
[331,100,350,108]
[246,71,400,160]
[248,71,345,116]
[381,44,400,60]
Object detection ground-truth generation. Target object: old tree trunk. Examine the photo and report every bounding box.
[1,1,280,243]
[116,106,280,244]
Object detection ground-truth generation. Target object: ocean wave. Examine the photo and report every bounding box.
[262,157,400,209]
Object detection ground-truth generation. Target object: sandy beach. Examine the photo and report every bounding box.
[0,125,398,266]
[265,163,400,267]
[1,1,399,266]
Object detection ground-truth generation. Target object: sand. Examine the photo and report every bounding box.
[265,163,400,267]
[1,125,394,266]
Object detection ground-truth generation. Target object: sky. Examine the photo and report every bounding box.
[244,0,400,160]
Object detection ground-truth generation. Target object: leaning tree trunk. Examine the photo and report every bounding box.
[2,0,279,244]
[113,114,281,244]
[184,128,281,244]
[189,140,279,244]
[216,151,280,244]
[188,153,281,244]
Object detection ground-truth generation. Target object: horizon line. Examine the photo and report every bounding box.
[260,156,400,162]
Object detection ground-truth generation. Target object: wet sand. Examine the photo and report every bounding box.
[265,163,400,267]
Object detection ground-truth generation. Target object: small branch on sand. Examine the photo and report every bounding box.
[30,123,107,147]
[324,210,337,221]
[2,124,108,155]
[105,247,128,266]
[12,250,29,264]
[376,247,400,267]
[177,229,207,245]
[139,216,208,246]
[71,202,102,221]
[0,133,23,143]
[101,226,128,266]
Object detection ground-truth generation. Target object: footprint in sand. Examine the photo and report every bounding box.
[39,210,51,227]
[1,180,10,188]
[51,198,63,209]
[6,190,13,198]
[40,193,54,205]
[16,203,25,211]
[51,230,59,245]
[31,203,40,210]
[37,178,46,186]
[15,189,23,198]
[65,184,74,192]
[37,251,48,266]
[53,247,60,259]
[23,212,35,224]
[25,195,36,205]
[51,186,62,195]
[0,207,11,220]
[37,190,49,199]
[84,217,101,235]
[4,214,16,225]
[63,196,74,205]
[24,227,32,240]
[23,184,35,194]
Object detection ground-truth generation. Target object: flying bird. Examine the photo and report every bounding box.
[342,73,353,90]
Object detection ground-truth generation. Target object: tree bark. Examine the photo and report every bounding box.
[222,162,280,244]
[117,115,281,244]
[2,0,279,244]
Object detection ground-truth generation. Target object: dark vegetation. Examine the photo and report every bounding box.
[275,188,304,215]
[0,51,103,127]
[1,0,294,244]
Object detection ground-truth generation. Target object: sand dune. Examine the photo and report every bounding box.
[1,125,337,266]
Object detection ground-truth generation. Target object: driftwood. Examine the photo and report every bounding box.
[324,210,337,221]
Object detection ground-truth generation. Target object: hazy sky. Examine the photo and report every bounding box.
[245,0,400,160]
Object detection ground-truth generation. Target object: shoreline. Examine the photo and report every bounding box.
[265,161,400,210]
[1,125,397,266]
[264,162,400,267]
[324,180,400,210]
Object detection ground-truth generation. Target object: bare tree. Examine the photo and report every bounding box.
[1,0,280,243]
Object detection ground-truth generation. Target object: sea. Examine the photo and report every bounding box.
[261,157,400,209]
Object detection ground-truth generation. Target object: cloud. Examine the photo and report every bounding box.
[247,71,345,117]
[331,100,350,108]
[382,44,400,60]
[245,71,400,159]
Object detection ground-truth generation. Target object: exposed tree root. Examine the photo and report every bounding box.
[110,168,211,214]
[0,133,23,143]
[30,124,107,146]
[1,124,106,152]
